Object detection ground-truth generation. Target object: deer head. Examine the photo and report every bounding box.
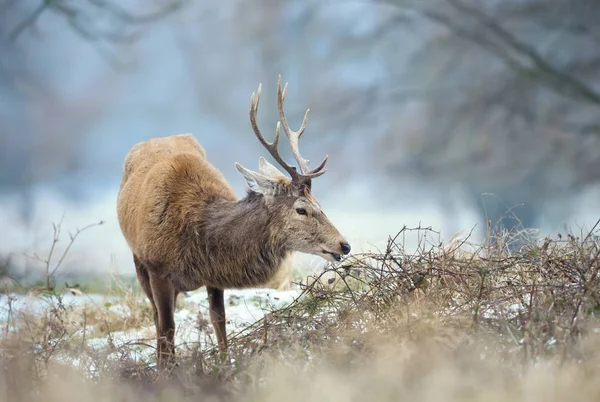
[235,76,351,262]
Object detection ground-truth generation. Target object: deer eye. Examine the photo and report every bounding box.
[296,208,307,215]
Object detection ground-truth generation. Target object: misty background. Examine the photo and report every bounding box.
[1,0,599,279]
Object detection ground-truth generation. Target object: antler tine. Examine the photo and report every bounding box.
[276,75,328,180]
[308,155,328,176]
[249,82,299,180]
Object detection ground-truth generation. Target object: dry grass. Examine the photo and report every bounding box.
[2,221,600,401]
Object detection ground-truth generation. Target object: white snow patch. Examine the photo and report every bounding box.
[0,287,302,360]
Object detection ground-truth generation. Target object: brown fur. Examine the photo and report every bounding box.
[117,131,348,368]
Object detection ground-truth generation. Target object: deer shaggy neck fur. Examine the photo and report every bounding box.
[117,134,291,291]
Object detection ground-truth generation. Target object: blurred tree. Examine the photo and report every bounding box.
[3,0,598,236]
[0,0,185,224]
[373,0,600,231]
[7,0,185,67]
[172,0,395,186]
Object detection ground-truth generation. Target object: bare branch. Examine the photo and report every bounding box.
[9,0,49,40]
[444,0,600,105]
[49,220,104,279]
[9,0,187,69]
[23,217,104,291]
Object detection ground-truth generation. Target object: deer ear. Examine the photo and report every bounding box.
[235,162,278,194]
[258,157,288,179]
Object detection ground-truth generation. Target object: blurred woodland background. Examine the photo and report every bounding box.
[1,0,600,277]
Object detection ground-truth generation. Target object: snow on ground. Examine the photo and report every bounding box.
[88,288,301,354]
[0,292,108,322]
[0,287,301,360]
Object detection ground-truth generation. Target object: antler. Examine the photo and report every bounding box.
[276,75,328,179]
[248,75,328,185]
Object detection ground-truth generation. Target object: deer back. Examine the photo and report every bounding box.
[117,133,237,266]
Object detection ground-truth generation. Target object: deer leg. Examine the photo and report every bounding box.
[207,286,227,353]
[133,255,158,335]
[149,271,176,368]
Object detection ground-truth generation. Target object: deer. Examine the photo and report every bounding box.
[116,75,351,368]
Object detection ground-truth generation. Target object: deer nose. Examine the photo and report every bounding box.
[340,242,351,255]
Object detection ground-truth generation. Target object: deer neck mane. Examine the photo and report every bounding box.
[186,191,290,288]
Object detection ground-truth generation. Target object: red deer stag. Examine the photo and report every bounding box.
[116,75,350,367]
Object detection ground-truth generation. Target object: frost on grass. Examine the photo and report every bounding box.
[2,223,600,401]
[0,285,302,369]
